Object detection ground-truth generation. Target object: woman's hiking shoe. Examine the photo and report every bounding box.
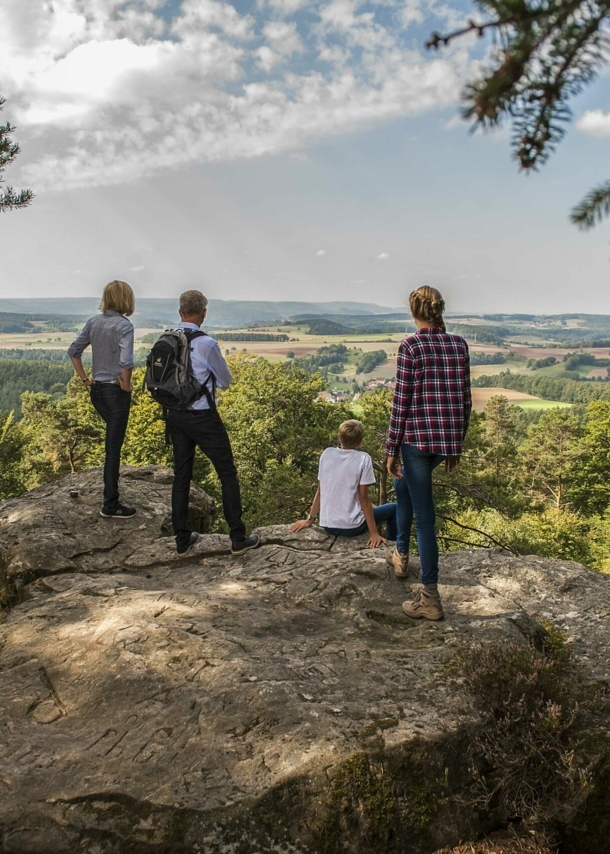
[176,531,199,556]
[231,534,260,555]
[386,545,410,579]
[100,504,136,518]
[402,585,444,621]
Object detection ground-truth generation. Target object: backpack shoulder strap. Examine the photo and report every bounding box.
[181,328,216,409]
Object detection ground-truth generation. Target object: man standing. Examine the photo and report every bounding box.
[168,290,260,556]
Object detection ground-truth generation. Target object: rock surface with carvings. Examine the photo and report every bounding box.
[0,465,216,600]
[0,468,609,853]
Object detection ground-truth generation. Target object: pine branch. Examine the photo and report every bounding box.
[426,0,610,227]
[0,96,34,213]
[0,186,34,212]
[570,179,610,229]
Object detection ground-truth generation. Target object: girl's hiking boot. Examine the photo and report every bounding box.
[402,584,444,621]
[386,545,410,578]
[100,503,136,518]
[231,534,260,555]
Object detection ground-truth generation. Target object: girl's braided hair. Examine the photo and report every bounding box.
[409,286,445,331]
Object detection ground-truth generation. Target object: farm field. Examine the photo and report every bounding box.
[471,388,572,412]
[0,331,74,350]
[470,361,523,378]
[0,316,608,413]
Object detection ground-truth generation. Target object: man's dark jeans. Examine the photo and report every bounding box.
[168,408,246,549]
[90,383,131,510]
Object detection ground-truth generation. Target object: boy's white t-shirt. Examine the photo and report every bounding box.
[318,447,376,529]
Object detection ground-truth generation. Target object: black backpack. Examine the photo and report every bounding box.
[144,328,215,410]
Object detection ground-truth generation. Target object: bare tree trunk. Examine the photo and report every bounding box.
[380,458,388,505]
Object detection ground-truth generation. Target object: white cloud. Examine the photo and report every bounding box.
[130,265,145,272]
[377,252,390,260]
[255,45,279,71]
[576,109,610,138]
[261,0,310,15]
[3,0,476,190]
[399,0,466,32]
[316,249,327,256]
[263,20,302,55]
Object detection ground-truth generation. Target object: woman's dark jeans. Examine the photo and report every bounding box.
[397,443,445,585]
[324,503,398,539]
[90,384,131,510]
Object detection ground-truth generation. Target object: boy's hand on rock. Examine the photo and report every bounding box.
[289,519,312,533]
[367,533,386,549]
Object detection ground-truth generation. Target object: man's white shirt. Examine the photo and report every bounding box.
[178,322,232,410]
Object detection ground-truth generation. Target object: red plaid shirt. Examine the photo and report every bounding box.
[386,327,471,457]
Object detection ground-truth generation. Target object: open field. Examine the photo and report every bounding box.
[0,332,74,349]
[470,361,523,378]
[516,399,574,410]
[0,320,606,414]
[471,388,572,412]
[468,341,610,361]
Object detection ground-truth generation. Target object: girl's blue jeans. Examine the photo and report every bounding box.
[397,443,445,585]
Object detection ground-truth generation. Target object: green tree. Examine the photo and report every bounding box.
[0,411,27,499]
[428,1,610,227]
[0,98,33,212]
[358,389,392,504]
[520,407,583,509]
[121,368,174,467]
[570,400,610,514]
[21,378,103,484]
[483,395,519,481]
[461,506,594,565]
[215,355,350,528]
[20,369,175,486]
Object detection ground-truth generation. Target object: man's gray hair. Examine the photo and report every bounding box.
[179,290,209,316]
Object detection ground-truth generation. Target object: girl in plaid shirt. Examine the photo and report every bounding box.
[386,286,471,621]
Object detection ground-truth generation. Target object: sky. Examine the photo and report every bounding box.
[1,0,609,314]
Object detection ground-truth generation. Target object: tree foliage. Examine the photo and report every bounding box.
[0,359,73,416]
[21,378,103,483]
[0,97,33,212]
[215,355,351,528]
[428,0,610,227]
[0,412,27,498]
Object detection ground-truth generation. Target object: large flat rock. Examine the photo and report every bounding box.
[0,466,215,596]
[0,470,609,853]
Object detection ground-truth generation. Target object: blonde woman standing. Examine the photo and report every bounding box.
[68,280,136,518]
[386,286,471,620]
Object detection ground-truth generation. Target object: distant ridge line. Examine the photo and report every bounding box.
[0,298,403,328]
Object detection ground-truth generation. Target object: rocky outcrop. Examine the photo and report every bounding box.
[0,469,609,854]
[0,465,215,604]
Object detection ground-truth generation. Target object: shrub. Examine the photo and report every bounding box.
[454,636,608,824]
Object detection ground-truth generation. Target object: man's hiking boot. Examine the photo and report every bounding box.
[386,545,410,579]
[176,531,199,556]
[100,503,136,519]
[402,584,445,621]
[231,534,260,555]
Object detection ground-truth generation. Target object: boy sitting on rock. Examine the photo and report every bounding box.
[289,419,399,549]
